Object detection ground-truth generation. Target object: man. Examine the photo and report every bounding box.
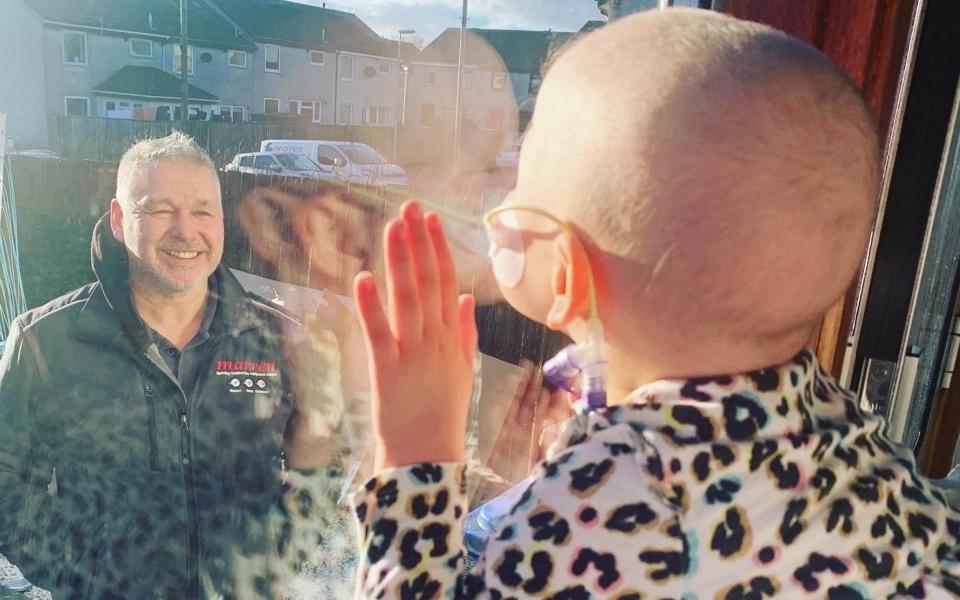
[0,132,345,598]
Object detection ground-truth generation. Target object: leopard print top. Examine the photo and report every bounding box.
[352,350,960,599]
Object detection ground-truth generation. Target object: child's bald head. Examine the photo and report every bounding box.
[515,9,879,361]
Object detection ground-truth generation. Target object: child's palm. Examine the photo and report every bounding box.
[354,202,477,472]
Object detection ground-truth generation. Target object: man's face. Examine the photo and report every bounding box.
[111,160,224,297]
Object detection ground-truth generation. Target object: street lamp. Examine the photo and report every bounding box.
[393,29,416,162]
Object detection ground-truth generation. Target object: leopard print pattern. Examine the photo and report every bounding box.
[353,350,960,599]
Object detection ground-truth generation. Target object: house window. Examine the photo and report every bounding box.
[264,98,280,113]
[310,50,325,66]
[290,100,321,123]
[174,45,194,75]
[362,106,388,126]
[420,103,435,127]
[64,96,90,116]
[338,104,352,125]
[339,55,354,80]
[424,71,437,86]
[265,45,280,71]
[379,60,390,73]
[215,105,245,121]
[62,31,87,65]
[130,38,153,58]
[228,50,248,68]
[492,72,507,90]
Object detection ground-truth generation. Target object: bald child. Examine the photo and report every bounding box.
[350,8,960,599]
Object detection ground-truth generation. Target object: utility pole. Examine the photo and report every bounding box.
[393,29,415,162]
[452,0,467,179]
[180,0,189,121]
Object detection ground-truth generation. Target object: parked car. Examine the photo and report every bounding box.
[259,140,409,186]
[223,152,334,180]
[495,135,524,169]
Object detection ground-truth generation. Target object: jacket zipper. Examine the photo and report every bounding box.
[143,384,160,471]
[143,347,201,599]
[179,409,200,599]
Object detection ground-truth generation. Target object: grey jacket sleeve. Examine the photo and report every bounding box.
[0,318,41,578]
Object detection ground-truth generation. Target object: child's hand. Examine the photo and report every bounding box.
[354,201,478,473]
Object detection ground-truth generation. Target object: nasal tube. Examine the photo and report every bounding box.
[543,318,607,410]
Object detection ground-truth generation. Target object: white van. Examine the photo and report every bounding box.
[259,140,409,186]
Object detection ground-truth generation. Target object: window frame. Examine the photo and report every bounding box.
[424,70,438,86]
[227,49,248,69]
[337,103,352,125]
[129,38,153,58]
[309,50,325,66]
[64,96,90,116]
[339,54,355,80]
[492,71,507,90]
[173,44,194,75]
[379,60,391,74]
[216,105,245,121]
[62,30,88,66]
[263,97,280,113]
[265,44,281,72]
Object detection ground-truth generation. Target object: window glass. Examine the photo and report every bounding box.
[130,38,152,58]
[228,49,248,67]
[339,54,354,79]
[265,45,281,70]
[254,155,277,170]
[2,1,634,598]
[64,96,89,116]
[62,31,87,64]
[174,45,193,74]
[316,145,343,165]
[275,154,319,170]
[337,103,352,124]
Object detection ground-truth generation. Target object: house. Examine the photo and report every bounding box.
[0,0,48,148]
[213,0,417,126]
[18,0,257,126]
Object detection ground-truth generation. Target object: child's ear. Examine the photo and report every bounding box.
[545,231,592,330]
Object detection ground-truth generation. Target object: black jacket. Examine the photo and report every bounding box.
[0,215,333,598]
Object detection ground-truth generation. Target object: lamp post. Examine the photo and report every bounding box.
[393,29,416,162]
[452,0,467,179]
[179,0,189,121]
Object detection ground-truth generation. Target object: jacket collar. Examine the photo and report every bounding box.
[554,349,867,450]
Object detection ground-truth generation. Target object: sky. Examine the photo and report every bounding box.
[291,0,606,46]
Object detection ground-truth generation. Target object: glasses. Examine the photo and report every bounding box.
[482,200,600,324]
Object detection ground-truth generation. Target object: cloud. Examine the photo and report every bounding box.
[293,0,604,45]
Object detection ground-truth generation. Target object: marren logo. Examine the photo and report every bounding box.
[216,360,277,372]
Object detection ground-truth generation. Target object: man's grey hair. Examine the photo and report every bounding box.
[116,131,218,203]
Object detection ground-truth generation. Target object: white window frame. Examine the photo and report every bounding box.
[309,50,325,66]
[424,71,437,86]
[64,96,90,116]
[337,103,352,125]
[263,97,280,113]
[492,71,507,90]
[291,100,321,123]
[216,105,245,121]
[364,106,388,126]
[265,45,281,72]
[227,49,248,68]
[339,54,354,80]
[129,38,153,58]
[174,45,194,75]
[62,31,88,65]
